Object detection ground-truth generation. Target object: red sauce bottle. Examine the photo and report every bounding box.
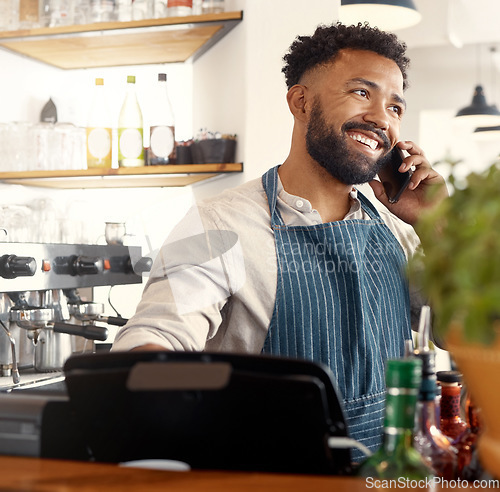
[436,370,468,443]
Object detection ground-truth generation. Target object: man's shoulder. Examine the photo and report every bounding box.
[200,176,269,216]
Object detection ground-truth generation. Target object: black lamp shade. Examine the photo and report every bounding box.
[473,125,500,141]
[339,0,422,31]
[341,0,418,9]
[456,85,500,118]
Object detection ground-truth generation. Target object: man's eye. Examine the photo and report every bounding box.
[389,105,403,115]
[353,89,367,97]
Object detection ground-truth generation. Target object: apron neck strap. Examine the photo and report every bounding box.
[356,190,382,220]
[262,166,284,225]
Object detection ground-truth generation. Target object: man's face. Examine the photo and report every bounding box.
[304,49,405,185]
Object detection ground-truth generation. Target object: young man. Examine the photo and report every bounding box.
[113,23,447,461]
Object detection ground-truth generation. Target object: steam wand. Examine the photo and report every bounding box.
[0,319,20,384]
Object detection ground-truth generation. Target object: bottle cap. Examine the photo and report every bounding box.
[414,349,436,378]
[385,358,422,389]
[413,350,437,400]
[158,73,167,82]
[96,78,104,86]
[127,75,136,84]
[436,370,463,384]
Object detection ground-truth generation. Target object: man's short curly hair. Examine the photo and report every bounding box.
[282,22,410,91]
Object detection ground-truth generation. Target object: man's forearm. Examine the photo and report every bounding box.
[130,343,170,352]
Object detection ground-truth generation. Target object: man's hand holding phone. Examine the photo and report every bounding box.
[377,146,412,204]
[369,141,448,226]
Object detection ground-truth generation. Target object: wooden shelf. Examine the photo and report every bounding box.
[0,11,243,68]
[0,162,243,188]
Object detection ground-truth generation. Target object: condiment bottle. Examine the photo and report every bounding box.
[148,73,175,165]
[86,77,112,169]
[436,370,468,443]
[456,392,483,480]
[167,0,192,16]
[118,75,145,167]
[357,358,434,480]
[413,349,457,480]
[436,370,482,480]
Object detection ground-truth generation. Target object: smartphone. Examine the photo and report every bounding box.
[377,147,412,204]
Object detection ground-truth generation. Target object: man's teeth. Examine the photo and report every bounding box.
[349,133,378,150]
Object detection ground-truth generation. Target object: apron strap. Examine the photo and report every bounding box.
[356,190,382,220]
[262,166,285,226]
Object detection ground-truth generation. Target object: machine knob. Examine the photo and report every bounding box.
[72,256,103,276]
[133,256,153,274]
[0,254,37,279]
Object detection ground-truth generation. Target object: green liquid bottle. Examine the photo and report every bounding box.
[357,358,435,482]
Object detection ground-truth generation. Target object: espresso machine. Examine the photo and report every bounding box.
[0,242,149,391]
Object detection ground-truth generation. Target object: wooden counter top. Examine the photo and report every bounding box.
[0,456,348,492]
[1,456,498,491]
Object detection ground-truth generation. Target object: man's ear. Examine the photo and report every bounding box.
[286,84,309,122]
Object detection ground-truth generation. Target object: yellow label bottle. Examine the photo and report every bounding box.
[86,77,112,169]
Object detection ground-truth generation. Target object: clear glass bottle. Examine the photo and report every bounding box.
[42,0,74,26]
[167,0,191,16]
[114,0,131,20]
[357,358,435,480]
[0,0,20,30]
[88,0,114,22]
[201,0,223,14]
[148,73,175,165]
[131,0,152,19]
[73,0,90,24]
[153,0,166,17]
[413,349,458,480]
[118,75,144,168]
[86,77,112,169]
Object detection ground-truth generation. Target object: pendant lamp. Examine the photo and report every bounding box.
[339,0,422,31]
[473,125,500,141]
[455,85,500,128]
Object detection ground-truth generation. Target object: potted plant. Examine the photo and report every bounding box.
[409,158,500,479]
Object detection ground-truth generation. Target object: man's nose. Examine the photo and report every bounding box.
[362,102,390,130]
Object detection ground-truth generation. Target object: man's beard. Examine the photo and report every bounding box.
[305,100,392,185]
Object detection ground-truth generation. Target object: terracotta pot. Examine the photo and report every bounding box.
[446,333,500,479]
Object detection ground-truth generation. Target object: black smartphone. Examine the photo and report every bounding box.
[377,146,412,204]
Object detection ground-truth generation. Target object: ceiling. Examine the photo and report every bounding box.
[398,0,500,51]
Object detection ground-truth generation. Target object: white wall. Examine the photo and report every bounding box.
[404,42,500,185]
[0,0,342,318]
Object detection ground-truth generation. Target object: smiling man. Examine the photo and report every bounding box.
[113,23,447,463]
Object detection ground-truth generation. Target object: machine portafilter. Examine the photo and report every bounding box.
[7,291,109,374]
[8,292,109,342]
[64,288,128,328]
[0,242,147,388]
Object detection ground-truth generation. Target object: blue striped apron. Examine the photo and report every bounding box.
[261,166,411,463]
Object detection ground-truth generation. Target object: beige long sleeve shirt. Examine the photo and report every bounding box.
[112,174,422,353]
